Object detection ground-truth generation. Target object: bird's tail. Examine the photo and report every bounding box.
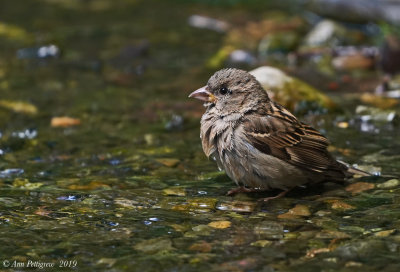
[337,160,373,177]
[346,166,372,177]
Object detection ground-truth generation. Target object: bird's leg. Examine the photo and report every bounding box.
[259,188,292,202]
[226,186,259,196]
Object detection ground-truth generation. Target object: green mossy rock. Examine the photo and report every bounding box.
[250,66,336,113]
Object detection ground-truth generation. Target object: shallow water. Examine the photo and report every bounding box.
[0,0,400,271]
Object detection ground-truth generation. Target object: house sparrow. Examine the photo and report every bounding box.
[189,68,368,200]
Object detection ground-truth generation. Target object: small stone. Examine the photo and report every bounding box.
[345,182,375,195]
[165,114,184,131]
[0,100,38,114]
[303,20,337,46]
[392,235,400,243]
[188,253,214,264]
[0,197,20,207]
[332,54,375,70]
[133,237,174,254]
[355,105,399,123]
[297,231,317,240]
[216,200,256,213]
[345,261,363,267]
[277,213,299,219]
[336,239,385,259]
[156,158,180,167]
[68,181,110,190]
[163,187,186,196]
[219,257,259,271]
[188,240,212,253]
[208,221,231,229]
[339,226,365,233]
[258,30,301,59]
[377,179,400,189]
[254,221,284,240]
[323,257,338,263]
[12,178,43,190]
[51,116,81,127]
[144,134,155,145]
[278,204,311,219]
[250,240,273,247]
[188,15,229,33]
[306,247,331,258]
[114,198,139,209]
[284,232,300,239]
[34,206,51,217]
[169,223,189,232]
[386,90,400,98]
[330,200,356,210]
[315,210,332,217]
[189,224,213,236]
[374,229,396,237]
[227,50,257,66]
[336,121,349,129]
[0,168,24,178]
[97,258,117,267]
[316,230,350,239]
[360,93,399,109]
[171,198,217,212]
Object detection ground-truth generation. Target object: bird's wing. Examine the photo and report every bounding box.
[243,102,345,177]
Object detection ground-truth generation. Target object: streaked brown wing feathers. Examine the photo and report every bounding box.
[244,107,343,176]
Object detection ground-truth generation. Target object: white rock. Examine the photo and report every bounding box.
[250,66,291,90]
[188,15,229,33]
[304,20,336,46]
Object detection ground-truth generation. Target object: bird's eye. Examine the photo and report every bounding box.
[219,87,230,95]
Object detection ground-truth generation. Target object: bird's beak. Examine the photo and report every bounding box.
[188,86,216,103]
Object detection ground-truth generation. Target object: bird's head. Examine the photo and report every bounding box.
[189,68,269,114]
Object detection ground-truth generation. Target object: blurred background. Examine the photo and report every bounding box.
[1,0,400,271]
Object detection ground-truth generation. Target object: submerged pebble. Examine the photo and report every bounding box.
[188,15,229,33]
[165,114,184,131]
[162,187,186,196]
[335,239,387,259]
[208,221,231,229]
[250,240,273,247]
[355,105,399,123]
[216,200,256,213]
[133,237,174,254]
[188,240,212,253]
[156,158,180,168]
[0,168,24,178]
[17,44,60,59]
[345,182,375,195]
[169,198,217,213]
[185,225,213,237]
[329,200,356,210]
[277,204,311,219]
[56,195,81,201]
[50,116,81,127]
[0,100,38,114]
[114,198,140,209]
[377,179,400,189]
[374,229,396,237]
[12,178,43,190]
[254,221,284,240]
[0,197,21,207]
